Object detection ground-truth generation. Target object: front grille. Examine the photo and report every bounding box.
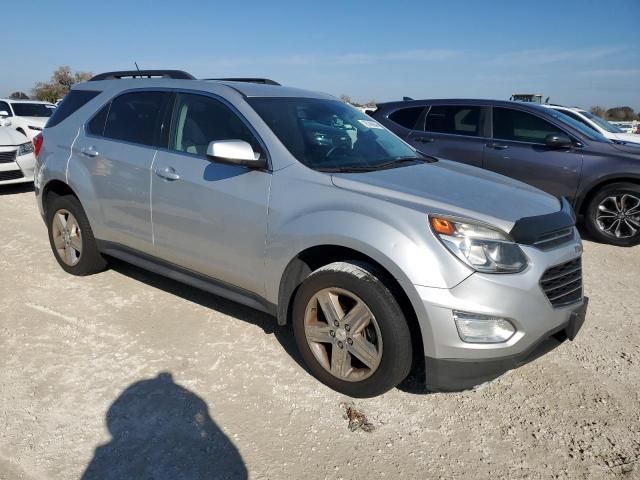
[533,227,575,250]
[0,150,17,164]
[540,257,583,307]
[0,170,25,181]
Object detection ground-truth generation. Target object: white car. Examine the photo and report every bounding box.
[0,98,56,140]
[0,126,36,185]
[544,105,640,143]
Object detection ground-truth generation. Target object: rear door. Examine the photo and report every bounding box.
[406,104,487,167]
[151,92,271,296]
[75,90,170,253]
[482,106,583,200]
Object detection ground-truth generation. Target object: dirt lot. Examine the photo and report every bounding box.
[0,184,638,480]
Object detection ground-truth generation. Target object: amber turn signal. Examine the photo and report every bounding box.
[430,217,455,236]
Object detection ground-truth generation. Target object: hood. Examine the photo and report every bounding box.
[331,160,561,233]
[610,139,640,156]
[0,126,28,146]
[21,117,49,128]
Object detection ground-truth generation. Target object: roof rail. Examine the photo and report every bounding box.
[206,78,281,86]
[89,70,195,81]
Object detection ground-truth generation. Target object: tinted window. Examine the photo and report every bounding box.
[11,102,54,117]
[424,105,481,136]
[103,91,166,146]
[493,107,564,143]
[555,109,598,132]
[0,101,12,117]
[388,106,424,129]
[88,103,110,136]
[46,90,101,128]
[171,93,263,157]
[248,97,420,171]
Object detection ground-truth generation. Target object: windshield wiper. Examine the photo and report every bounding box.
[316,156,433,173]
[367,156,430,170]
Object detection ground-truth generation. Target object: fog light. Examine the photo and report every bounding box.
[453,311,516,343]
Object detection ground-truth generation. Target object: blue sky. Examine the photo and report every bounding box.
[3,0,639,109]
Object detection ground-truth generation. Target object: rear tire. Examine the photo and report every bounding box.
[47,194,108,275]
[292,261,413,398]
[584,183,640,246]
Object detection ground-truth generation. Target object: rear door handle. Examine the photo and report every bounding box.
[155,166,180,181]
[415,136,435,143]
[486,143,509,150]
[81,146,99,157]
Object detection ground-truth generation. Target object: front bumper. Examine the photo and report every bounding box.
[0,151,35,185]
[412,237,586,391]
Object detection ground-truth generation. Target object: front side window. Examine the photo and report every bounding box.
[0,101,12,117]
[103,91,167,146]
[11,102,54,117]
[248,97,420,171]
[424,105,481,136]
[388,106,424,129]
[170,93,263,157]
[493,107,564,143]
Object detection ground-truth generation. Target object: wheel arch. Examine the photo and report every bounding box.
[42,179,79,216]
[576,175,640,215]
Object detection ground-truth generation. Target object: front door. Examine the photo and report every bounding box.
[482,106,583,201]
[151,92,271,296]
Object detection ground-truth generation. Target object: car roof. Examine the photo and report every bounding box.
[0,98,54,104]
[376,98,556,110]
[71,78,335,100]
[542,104,588,113]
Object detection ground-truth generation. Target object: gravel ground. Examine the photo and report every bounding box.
[0,184,638,480]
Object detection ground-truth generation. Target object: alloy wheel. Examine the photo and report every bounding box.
[595,194,640,239]
[303,287,383,382]
[51,209,83,266]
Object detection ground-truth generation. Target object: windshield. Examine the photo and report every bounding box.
[11,102,55,117]
[546,109,611,143]
[579,110,624,133]
[248,97,423,171]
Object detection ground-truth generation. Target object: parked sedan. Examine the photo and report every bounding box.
[0,99,56,140]
[0,126,36,185]
[371,99,640,246]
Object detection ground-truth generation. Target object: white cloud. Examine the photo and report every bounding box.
[489,47,622,66]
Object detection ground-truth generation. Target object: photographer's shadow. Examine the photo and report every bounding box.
[82,372,247,480]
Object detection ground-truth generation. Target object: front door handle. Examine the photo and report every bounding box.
[81,146,99,157]
[155,166,180,181]
[486,143,509,150]
[415,136,435,143]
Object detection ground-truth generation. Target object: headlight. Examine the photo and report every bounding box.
[18,142,34,156]
[429,215,528,273]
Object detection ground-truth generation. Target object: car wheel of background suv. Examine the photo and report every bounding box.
[585,182,640,247]
[291,261,413,398]
[47,194,108,275]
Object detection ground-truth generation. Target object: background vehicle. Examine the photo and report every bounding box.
[510,93,545,104]
[371,98,640,246]
[0,99,56,140]
[35,71,585,397]
[0,126,36,185]
[543,105,640,144]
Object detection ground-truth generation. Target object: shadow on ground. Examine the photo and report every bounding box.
[0,183,34,195]
[82,372,247,480]
[109,258,431,395]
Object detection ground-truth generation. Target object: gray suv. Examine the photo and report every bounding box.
[34,70,587,397]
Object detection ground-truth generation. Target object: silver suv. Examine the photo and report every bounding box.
[34,70,587,397]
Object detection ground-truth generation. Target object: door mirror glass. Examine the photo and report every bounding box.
[544,134,573,148]
[0,110,9,118]
[207,140,265,169]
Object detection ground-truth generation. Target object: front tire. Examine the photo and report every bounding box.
[47,194,108,275]
[584,183,640,246]
[292,261,413,398]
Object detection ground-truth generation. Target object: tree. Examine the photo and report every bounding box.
[589,106,606,118]
[605,106,636,121]
[31,66,93,103]
[9,91,29,100]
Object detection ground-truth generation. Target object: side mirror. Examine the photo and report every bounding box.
[0,110,9,118]
[545,134,573,149]
[206,140,266,169]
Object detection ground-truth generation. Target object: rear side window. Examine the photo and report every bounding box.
[493,107,564,143]
[88,103,110,136]
[388,106,424,129]
[102,91,166,146]
[46,90,101,128]
[424,105,481,136]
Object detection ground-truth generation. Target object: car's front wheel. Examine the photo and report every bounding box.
[292,261,413,398]
[47,194,108,275]
[585,183,640,246]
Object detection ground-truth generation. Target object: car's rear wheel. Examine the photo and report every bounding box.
[585,183,640,246]
[47,194,107,275]
[292,261,413,398]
